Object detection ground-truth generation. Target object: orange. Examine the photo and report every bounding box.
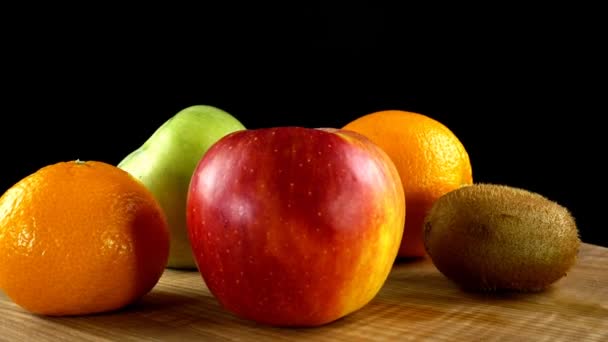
[0,160,170,316]
[343,110,472,258]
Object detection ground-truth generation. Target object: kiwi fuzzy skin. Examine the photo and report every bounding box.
[423,183,581,292]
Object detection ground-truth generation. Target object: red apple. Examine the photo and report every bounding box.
[186,127,405,327]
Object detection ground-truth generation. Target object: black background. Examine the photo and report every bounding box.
[2,4,605,247]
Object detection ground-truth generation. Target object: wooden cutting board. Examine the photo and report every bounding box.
[1,243,607,341]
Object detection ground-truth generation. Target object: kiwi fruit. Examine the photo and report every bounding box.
[423,183,580,292]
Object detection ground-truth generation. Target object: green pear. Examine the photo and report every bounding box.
[118,105,246,269]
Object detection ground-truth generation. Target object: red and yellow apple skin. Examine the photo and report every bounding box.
[186,127,405,327]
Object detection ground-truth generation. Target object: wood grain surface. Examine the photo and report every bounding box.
[1,243,607,341]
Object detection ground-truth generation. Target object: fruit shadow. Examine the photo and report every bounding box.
[347,258,608,328]
[42,292,347,340]
[40,288,252,340]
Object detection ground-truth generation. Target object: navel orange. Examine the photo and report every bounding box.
[0,160,170,316]
[343,110,473,258]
